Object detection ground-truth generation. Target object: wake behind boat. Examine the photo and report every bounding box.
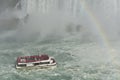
[15,54,56,69]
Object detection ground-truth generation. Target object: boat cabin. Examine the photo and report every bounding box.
[17,54,49,63]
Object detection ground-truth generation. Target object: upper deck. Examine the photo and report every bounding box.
[17,54,49,63]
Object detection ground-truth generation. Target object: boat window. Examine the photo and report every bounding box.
[34,63,39,66]
[40,62,50,64]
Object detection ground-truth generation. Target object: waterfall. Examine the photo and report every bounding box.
[19,0,82,17]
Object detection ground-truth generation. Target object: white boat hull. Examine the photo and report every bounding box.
[16,63,57,69]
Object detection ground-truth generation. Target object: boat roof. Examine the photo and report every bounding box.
[17,54,49,63]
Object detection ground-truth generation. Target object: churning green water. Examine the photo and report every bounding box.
[0,36,120,80]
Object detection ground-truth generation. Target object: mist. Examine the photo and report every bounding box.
[0,0,119,44]
[10,11,91,42]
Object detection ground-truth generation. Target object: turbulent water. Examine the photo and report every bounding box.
[1,37,120,80]
[0,0,120,80]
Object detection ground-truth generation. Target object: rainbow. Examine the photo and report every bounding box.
[79,0,118,65]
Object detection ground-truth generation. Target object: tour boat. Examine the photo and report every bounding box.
[15,54,56,69]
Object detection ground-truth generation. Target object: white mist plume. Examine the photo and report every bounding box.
[0,0,119,43]
[14,11,86,42]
